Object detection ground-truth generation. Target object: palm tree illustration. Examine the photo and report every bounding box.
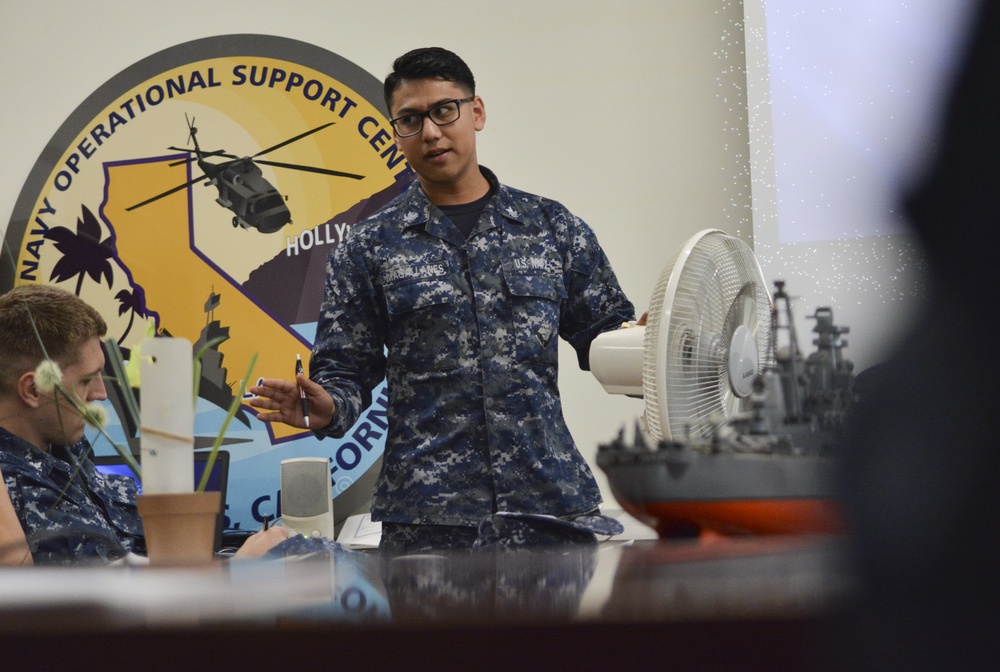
[115,284,150,345]
[44,204,115,295]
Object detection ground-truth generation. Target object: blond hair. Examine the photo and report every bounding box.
[0,285,107,394]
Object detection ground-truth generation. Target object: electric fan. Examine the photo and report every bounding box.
[591,230,850,537]
[591,229,774,443]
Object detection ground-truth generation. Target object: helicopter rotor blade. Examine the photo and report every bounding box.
[252,122,337,158]
[125,173,212,211]
[167,146,229,157]
[167,149,234,167]
[168,147,231,166]
[253,160,365,180]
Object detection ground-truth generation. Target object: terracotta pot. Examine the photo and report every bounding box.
[136,491,221,566]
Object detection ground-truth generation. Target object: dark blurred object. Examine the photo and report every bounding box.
[382,545,597,624]
[837,1,1000,669]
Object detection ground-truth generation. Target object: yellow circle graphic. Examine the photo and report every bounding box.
[2,36,410,530]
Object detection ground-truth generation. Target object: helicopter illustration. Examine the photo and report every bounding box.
[126,115,365,233]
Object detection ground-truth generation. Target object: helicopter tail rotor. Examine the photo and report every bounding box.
[185,113,198,146]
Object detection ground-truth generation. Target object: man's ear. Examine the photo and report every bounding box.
[16,372,41,408]
[472,95,486,132]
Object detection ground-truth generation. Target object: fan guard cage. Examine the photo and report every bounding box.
[642,229,773,442]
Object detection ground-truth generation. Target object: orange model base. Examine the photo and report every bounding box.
[623,499,846,538]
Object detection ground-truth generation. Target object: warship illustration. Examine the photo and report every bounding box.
[103,289,250,453]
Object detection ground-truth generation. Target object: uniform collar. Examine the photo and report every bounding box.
[0,428,89,470]
[398,166,531,233]
[0,427,41,461]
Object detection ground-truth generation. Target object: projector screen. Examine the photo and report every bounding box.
[743,0,975,370]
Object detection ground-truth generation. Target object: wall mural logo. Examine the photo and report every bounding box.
[2,35,413,530]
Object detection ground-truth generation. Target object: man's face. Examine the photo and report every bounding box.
[40,337,107,446]
[390,78,485,192]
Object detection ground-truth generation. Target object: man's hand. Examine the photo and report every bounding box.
[233,526,290,558]
[248,373,336,430]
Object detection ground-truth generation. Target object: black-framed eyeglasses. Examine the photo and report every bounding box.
[389,97,475,138]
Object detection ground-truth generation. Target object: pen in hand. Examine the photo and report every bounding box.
[296,354,311,428]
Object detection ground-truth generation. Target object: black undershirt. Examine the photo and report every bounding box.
[438,182,497,239]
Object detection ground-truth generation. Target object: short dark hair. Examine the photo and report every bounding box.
[384,47,476,113]
[0,285,107,394]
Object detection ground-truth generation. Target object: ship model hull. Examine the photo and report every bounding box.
[598,443,844,537]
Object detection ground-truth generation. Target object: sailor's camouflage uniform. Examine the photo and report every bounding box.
[0,428,144,564]
[311,167,634,529]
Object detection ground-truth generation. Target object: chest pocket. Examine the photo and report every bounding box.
[92,471,144,538]
[504,270,567,365]
[383,258,460,315]
[383,261,464,373]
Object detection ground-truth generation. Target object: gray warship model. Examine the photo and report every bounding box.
[596,281,855,537]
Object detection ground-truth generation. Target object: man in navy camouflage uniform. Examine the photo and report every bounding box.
[0,285,286,564]
[0,284,145,564]
[251,47,635,553]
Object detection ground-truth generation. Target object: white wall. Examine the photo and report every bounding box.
[1,0,751,503]
[743,0,976,375]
